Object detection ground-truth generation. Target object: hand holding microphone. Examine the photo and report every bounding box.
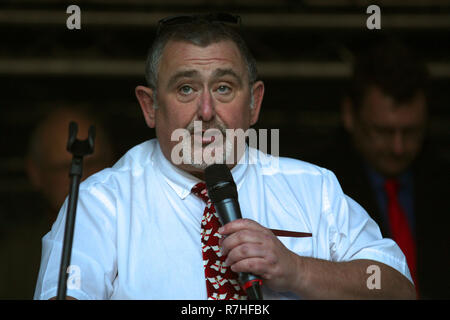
[205,164,264,300]
[205,164,304,299]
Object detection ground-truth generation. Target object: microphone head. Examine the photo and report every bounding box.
[204,164,238,203]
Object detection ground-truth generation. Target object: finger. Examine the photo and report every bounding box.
[218,218,267,236]
[220,229,262,256]
[225,242,266,266]
[229,257,270,277]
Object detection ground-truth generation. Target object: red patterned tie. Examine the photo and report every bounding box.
[384,179,417,288]
[191,182,247,300]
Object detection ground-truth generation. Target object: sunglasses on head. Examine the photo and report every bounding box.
[156,12,242,36]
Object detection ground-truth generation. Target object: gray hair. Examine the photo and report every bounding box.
[145,19,258,108]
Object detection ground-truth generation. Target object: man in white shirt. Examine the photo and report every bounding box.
[34,14,415,300]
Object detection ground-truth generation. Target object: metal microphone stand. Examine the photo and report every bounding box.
[56,121,95,300]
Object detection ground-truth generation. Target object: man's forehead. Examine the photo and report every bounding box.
[361,87,427,124]
[363,87,425,111]
[159,40,246,76]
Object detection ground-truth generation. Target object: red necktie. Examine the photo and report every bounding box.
[191,182,247,300]
[384,179,417,288]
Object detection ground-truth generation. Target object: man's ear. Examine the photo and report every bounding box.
[250,80,265,126]
[135,85,157,128]
[341,96,355,133]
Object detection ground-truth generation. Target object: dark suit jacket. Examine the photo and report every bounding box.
[307,130,450,299]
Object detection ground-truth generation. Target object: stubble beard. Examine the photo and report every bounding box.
[182,117,234,170]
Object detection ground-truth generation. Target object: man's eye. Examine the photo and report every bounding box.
[217,85,231,94]
[179,85,193,95]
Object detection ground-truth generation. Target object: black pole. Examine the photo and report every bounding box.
[56,122,95,300]
[56,160,82,299]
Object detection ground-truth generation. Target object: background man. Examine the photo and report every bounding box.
[0,106,115,299]
[34,15,415,300]
[313,38,450,298]
[26,106,115,222]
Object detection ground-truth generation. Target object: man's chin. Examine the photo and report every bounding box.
[187,162,210,171]
[176,161,228,179]
[376,161,411,178]
[178,155,233,174]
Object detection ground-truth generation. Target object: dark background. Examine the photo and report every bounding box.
[0,1,449,237]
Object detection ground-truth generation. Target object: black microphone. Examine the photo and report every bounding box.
[204,163,263,300]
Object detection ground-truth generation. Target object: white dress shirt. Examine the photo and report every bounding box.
[34,139,412,300]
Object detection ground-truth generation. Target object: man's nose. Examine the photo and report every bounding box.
[391,131,405,155]
[197,89,215,122]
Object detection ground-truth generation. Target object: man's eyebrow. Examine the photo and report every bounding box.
[166,68,243,89]
[167,70,200,88]
[212,68,242,86]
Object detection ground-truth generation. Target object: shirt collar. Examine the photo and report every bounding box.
[152,140,249,200]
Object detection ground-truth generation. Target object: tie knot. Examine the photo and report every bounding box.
[384,178,399,197]
[192,182,210,203]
